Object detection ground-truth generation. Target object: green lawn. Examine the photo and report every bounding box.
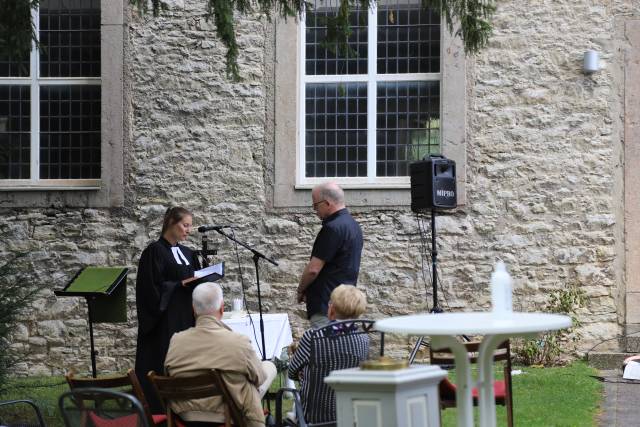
[0,376,68,426]
[441,361,602,427]
[0,362,601,426]
[0,374,294,426]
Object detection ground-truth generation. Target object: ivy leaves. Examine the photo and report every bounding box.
[130,0,309,81]
[0,0,39,70]
[129,0,495,81]
[1,0,495,81]
[432,0,495,55]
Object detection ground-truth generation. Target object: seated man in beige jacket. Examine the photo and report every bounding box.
[164,282,277,427]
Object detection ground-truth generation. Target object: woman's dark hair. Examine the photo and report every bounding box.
[161,207,193,235]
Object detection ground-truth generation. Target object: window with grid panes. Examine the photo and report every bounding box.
[299,0,440,183]
[0,0,101,182]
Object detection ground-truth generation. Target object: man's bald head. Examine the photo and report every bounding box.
[311,182,346,219]
[317,182,345,206]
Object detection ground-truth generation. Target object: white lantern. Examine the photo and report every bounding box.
[584,50,600,74]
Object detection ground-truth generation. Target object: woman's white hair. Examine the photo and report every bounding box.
[192,282,223,315]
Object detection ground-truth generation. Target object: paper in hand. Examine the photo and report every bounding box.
[194,262,225,279]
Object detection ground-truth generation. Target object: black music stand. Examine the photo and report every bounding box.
[54,267,128,378]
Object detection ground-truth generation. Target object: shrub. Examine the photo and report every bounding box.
[513,286,586,366]
[0,252,45,391]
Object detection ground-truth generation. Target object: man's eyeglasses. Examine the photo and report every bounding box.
[312,200,327,209]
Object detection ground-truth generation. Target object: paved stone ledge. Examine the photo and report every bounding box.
[588,352,637,370]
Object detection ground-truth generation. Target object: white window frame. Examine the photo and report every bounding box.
[0,4,102,190]
[296,1,441,189]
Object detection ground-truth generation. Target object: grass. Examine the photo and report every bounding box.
[0,362,601,426]
[441,361,602,427]
[0,376,68,426]
[0,373,294,426]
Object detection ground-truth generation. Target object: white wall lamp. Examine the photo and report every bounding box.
[583,50,600,74]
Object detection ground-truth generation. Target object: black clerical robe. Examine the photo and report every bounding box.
[135,237,201,411]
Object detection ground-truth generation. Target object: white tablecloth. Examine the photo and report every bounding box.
[223,312,293,360]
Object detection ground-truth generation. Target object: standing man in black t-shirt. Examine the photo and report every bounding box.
[296,182,364,329]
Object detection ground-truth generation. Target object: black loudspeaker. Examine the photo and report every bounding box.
[410,155,457,212]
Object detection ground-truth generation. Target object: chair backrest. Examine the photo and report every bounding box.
[429,340,511,367]
[147,369,246,427]
[66,369,155,424]
[429,340,512,403]
[59,387,150,427]
[304,319,383,424]
[0,399,46,427]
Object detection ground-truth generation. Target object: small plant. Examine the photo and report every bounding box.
[0,252,45,392]
[513,286,586,366]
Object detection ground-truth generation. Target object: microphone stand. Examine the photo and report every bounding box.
[198,234,218,267]
[214,228,278,361]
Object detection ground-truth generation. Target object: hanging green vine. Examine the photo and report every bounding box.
[207,0,241,81]
[0,0,39,65]
[130,0,311,80]
[131,0,494,81]
[429,0,495,53]
[0,0,495,81]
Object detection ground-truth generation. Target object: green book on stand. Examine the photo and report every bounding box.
[55,267,129,323]
[55,266,129,377]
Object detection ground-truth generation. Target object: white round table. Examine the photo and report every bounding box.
[375,312,571,427]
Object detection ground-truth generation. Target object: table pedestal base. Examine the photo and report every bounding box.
[431,336,474,427]
[434,332,536,427]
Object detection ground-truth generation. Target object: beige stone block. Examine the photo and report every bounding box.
[626,293,640,324]
[101,24,125,207]
[101,0,124,26]
[626,20,640,294]
[441,24,467,206]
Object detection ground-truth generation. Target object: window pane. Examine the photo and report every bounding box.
[305,0,368,76]
[0,2,31,77]
[306,83,367,177]
[376,81,439,177]
[377,0,440,74]
[40,0,101,78]
[40,85,100,179]
[0,52,30,78]
[0,86,31,179]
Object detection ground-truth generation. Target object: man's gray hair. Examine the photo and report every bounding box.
[319,182,345,205]
[192,282,223,315]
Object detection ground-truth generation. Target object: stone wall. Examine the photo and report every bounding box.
[0,0,631,375]
[465,0,625,348]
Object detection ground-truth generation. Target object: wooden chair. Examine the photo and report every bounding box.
[66,369,167,426]
[147,370,246,427]
[430,340,514,427]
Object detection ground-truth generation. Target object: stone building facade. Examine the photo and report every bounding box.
[1,0,639,375]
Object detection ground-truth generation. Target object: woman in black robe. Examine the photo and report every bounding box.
[135,206,201,411]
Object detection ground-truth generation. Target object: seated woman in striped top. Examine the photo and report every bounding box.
[288,285,369,424]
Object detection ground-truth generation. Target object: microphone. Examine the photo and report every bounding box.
[197,224,232,233]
